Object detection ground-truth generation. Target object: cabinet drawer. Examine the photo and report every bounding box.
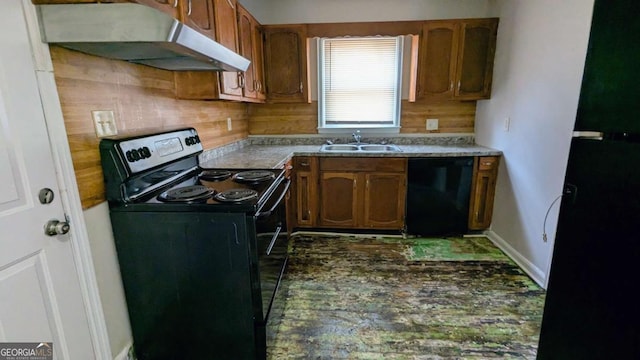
[294,157,316,171]
[320,157,407,172]
[478,156,498,171]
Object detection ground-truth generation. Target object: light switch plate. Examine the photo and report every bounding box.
[426,118,439,131]
[92,110,117,138]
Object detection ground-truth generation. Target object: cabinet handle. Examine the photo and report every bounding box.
[450,81,453,91]
[300,82,303,93]
[226,0,235,10]
[231,72,243,89]
[300,162,309,166]
[172,0,178,8]
[353,178,357,189]
[457,81,461,91]
[187,0,192,15]
[238,73,244,89]
[232,223,239,245]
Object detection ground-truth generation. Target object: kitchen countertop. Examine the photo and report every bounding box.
[199,136,502,169]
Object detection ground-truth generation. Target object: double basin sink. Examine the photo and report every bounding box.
[320,143,402,153]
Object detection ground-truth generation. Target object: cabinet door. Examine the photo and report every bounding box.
[253,25,267,100]
[293,157,317,228]
[417,20,459,99]
[454,18,498,100]
[295,171,316,226]
[363,173,407,229]
[129,0,180,17]
[180,0,216,38]
[468,156,499,230]
[319,172,358,228]
[214,0,243,98]
[263,25,309,103]
[237,4,257,99]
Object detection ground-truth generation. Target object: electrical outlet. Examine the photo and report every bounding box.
[227,117,232,131]
[92,110,117,138]
[426,118,439,131]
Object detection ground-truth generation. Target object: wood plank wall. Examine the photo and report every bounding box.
[50,46,250,209]
[248,100,476,134]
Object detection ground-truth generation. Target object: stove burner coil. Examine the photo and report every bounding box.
[157,185,215,203]
[232,170,275,184]
[199,169,232,182]
[214,189,259,203]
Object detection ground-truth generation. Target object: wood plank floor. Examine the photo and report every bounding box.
[267,234,545,359]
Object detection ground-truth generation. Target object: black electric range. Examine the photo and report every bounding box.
[100,128,289,360]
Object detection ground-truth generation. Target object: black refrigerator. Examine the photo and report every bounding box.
[536,0,640,358]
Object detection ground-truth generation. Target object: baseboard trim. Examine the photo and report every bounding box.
[484,230,547,289]
[113,342,133,360]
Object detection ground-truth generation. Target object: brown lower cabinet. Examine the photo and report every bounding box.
[292,157,407,231]
[292,156,318,227]
[291,155,499,232]
[468,156,500,230]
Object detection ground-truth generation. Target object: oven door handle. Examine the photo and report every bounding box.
[266,225,283,256]
[255,179,291,218]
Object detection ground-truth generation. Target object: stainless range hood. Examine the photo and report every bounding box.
[36,3,250,72]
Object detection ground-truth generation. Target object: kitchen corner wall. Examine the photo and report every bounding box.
[51,46,250,209]
[475,0,595,286]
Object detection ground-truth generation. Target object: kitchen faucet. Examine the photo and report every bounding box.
[352,130,362,144]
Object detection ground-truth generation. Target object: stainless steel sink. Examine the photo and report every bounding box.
[358,144,402,152]
[321,144,361,152]
[320,143,402,153]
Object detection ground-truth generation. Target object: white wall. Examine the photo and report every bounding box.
[476,0,595,286]
[239,0,491,24]
[84,204,132,356]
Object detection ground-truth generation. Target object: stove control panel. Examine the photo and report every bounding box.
[114,128,202,174]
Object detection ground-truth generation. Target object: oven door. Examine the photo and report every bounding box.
[254,177,291,323]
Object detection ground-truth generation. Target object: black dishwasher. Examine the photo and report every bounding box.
[406,157,474,236]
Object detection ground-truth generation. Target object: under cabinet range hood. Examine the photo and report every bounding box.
[36,3,250,72]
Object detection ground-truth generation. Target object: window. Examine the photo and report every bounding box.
[318,36,404,132]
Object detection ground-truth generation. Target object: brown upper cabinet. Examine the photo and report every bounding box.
[213,0,242,99]
[181,0,216,39]
[131,0,179,18]
[32,0,128,3]
[175,0,267,102]
[263,25,310,103]
[418,18,498,101]
[237,3,266,101]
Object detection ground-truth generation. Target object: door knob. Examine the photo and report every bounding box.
[44,219,70,236]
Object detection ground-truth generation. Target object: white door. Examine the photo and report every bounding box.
[0,1,95,359]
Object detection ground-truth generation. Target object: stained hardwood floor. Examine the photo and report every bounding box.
[267,234,545,359]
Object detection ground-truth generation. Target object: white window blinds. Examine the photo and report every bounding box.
[319,36,403,128]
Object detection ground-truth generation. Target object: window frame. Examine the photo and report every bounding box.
[317,36,404,134]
